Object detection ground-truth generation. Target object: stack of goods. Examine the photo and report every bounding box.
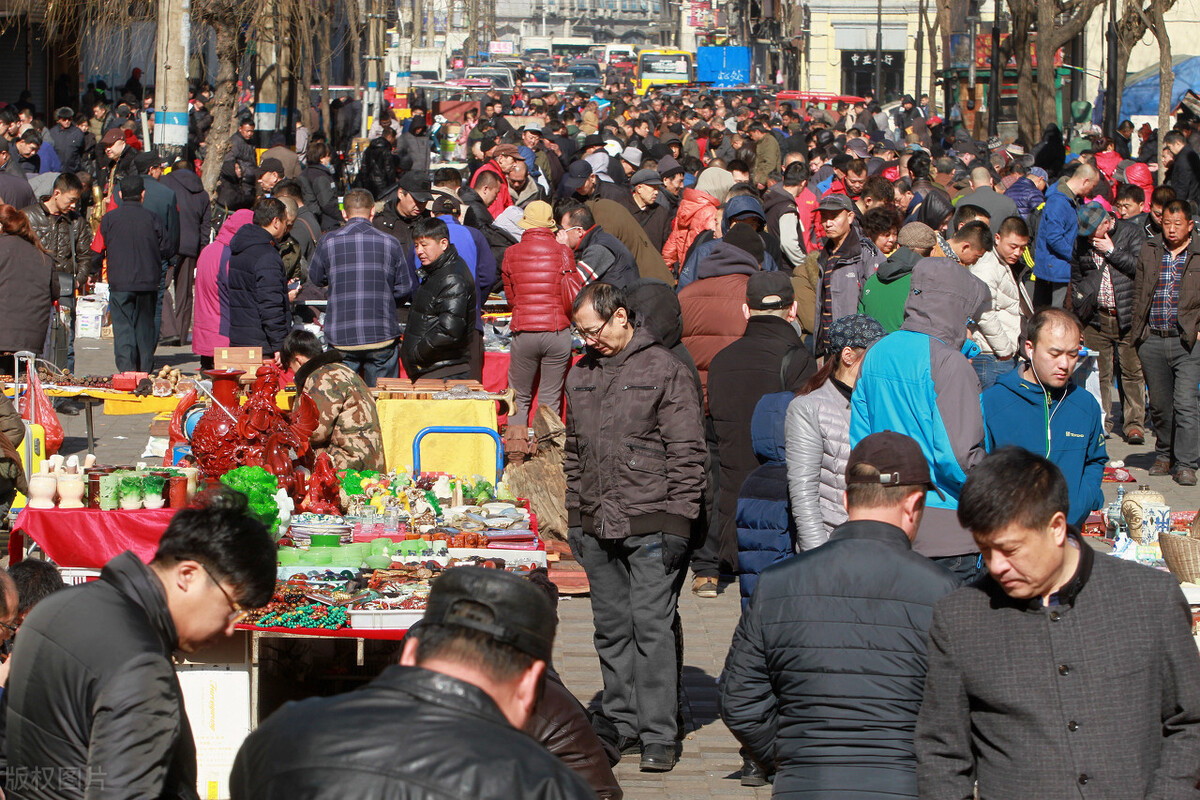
[25,455,200,511]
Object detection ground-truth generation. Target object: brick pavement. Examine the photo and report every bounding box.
[64,336,1194,799]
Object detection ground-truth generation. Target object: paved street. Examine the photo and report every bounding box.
[60,337,1191,799]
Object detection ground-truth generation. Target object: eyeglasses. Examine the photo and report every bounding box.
[573,311,616,342]
[0,620,17,635]
[201,563,249,624]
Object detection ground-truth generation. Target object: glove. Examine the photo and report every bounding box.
[661,533,691,573]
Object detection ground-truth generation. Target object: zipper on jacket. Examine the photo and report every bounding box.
[572,385,596,391]
[623,385,659,390]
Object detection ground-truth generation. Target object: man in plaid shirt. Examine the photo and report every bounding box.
[1130,198,1200,486]
[308,188,414,386]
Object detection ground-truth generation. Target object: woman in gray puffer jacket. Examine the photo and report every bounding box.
[785,314,884,550]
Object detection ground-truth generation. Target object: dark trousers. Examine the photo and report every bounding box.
[1138,334,1200,469]
[507,329,572,424]
[1083,311,1145,434]
[338,341,399,388]
[1031,279,1068,310]
[688,415,720,579]
[152,260,169,342]
[160,256,196,344]
[109,290,157,372]
[469,328,484,382]
[573,532,687,746]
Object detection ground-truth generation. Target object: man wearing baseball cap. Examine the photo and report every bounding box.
[231,567,595,799]
[814,192,884,356]
[722,431,959,797]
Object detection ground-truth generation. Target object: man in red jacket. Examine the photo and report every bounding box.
[502,201,576,429]
[470,142,517,219]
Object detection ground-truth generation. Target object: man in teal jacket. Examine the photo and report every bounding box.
[981,308,1107,528]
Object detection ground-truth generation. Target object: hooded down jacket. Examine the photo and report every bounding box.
[1124,162,1154,212]
[735,391,797,606]
[502,227,574,332]
[1003,176,1046,220]
[850,257,991,558]
[785,378,852,552]
[662,187,721,269]
[193,208,254,358]
[226,223,290,354]
[678,240,758,398]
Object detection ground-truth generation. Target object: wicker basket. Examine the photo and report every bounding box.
[1159,532,1200,583]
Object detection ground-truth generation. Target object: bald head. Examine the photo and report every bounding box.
[1067,162,1100,197]
[969,166,992,189]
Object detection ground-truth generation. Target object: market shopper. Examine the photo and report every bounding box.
[565,281,706,772]
[501,201,575,427]
[159,158,212,348]
[399,216,476,380]
[6,490,276,800]
[192,209,253,370]
[90,176,172,372]
[723,432,959,799]
[1131,198,1200,485]
[307,188,412,387]
[281,330,386,473]
[230,567,596,800]
[226,198,291,358]
[915,447,1200,798]
[967,215,1027,389]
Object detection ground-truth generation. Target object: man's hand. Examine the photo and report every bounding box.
[1093,232,1114,254]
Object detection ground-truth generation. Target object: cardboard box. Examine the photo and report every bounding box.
[214,347,263,382]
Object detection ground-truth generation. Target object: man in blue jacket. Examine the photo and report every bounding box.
[227,198,291,357]
[1031,163,1098,309]
[851,257,991,581]
[981,308,1106,528]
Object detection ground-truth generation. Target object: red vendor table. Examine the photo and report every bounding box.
[9,507,176,568]
[235,623,408,641]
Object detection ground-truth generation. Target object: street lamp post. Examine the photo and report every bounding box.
[875,0,883,99]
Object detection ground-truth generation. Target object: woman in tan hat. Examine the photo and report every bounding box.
[501,201,577,437]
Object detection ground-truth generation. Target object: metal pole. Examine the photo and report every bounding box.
[987,0,1000,137]
[1104,0,1119,137]
[916,0,924,102]
[875,0,883,99]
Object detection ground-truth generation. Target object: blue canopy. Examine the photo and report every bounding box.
[1121,55,1200,119]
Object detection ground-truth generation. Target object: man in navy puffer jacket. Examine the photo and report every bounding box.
[226,199,291,356]
[722,431,958,799]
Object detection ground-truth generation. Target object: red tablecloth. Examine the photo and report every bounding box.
[10,508,176,568]
[236,624,408,640]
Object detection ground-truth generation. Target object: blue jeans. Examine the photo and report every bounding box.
[971,353,1016,390]
[932,552,985,585]
[337,342,399,388]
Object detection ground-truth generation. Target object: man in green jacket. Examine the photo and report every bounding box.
[860,222,936,332]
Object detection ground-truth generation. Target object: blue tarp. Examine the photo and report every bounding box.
[697,47,751,87]
[1120,55,1200,119]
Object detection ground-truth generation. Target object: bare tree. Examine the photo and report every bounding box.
[1005,0,1104,144]
[1112,0,1179,108]
[1134,0,1172,182]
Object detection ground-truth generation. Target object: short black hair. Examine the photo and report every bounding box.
[413,617,534,682]
[997,215,1029,238]
[411,216,449,242]
[1151,185,1177,208]
[272,179,303,201]
[572,281,625,320]
[473,169,502,190]
[153,488,277,607]
[305,141,328,163]
[343,188,374,213]
[957,447,1070,536]
[727,158,749,174]
[844,158,867,176]
[280,329,324,365]
[559,203,595,231]
[861,206,901,240]
[1116,184,1145,206]
[908,151,932,180]
[952,219,991,251]
[1163,130,1187,147]
[1163,198,1193,218]
[782,161,807,186]
[861,175,896,205]
[8,560,64,616]
[252,197,286,228]
[18,130,41,145]
[53,172,83,195]
[433,167,462,188]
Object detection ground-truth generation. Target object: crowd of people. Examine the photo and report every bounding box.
[0,73,1198,798]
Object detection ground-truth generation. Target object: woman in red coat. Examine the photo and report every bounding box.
[501,201,576,426]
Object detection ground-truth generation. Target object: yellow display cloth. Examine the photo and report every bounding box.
[376,398,499,481]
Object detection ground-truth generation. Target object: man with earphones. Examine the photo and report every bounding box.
[980,308,1107,529]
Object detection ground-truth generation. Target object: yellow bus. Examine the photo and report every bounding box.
[635,49,694,95]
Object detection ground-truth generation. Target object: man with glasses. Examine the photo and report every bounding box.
[565,282,705,772]
[5,489,275,799]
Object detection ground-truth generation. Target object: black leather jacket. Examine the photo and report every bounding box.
[229,664,596,800]
[22,198,92,285]
[356,136,399,201]
[400,244,476,378]
[6,552,199,800]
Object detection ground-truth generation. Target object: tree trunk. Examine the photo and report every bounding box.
[1005,0,1038,144]
[1035,0,1059,134]
[201,17,242,196]
[319,0,332,136]
[922,0,940,114]
[294,1,312,142]
[348,0,363,102]
[1151,0,1172,183]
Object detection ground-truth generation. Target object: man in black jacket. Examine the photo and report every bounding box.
[90,176,172,371]
[721,432,959,798]
[1070,203,1146,443]
[229,567,595,800]
[705,273,815,598]
[558,204,639,289]
[47,107,85,173]
[400,216,475,379]
[226,198,291,357]
[302,141,343,232]
[6,490,276,800]
[1164,129,1200,210]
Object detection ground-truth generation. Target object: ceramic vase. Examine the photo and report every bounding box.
[26,474,57,509]
[56,475,86,509]
[98,474,120,511]
[1122,484,1166,542]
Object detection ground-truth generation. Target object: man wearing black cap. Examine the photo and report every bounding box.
[656,154,685,216]
[230,567,595,799]
[704,272,815,597]
[628,168,670,251]
[48,106,85,173]
[813,192,884,355]
[722,431,959,798]
[89,175,172,371]
[374,170,432,266]
[256,157,285,197]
